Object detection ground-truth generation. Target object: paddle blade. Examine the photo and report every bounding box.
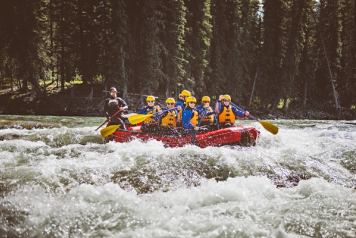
[128,114,152,124]
[259,120,279,135]
[100,125,119,137]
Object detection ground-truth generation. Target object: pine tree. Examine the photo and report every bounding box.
[282,0,307,111]
[338,0,356,108]
[0,0,44,95]
[139,0,165,95]
[208,0,229,95]
[103,0,128,96]
[161,0,187,97]
[313,0,341,110]
[185,0,212,97]
[258,0,285,108]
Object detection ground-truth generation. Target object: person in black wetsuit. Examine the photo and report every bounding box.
[104,87,128,129]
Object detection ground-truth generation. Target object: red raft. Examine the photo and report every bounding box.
[112,125,260,148]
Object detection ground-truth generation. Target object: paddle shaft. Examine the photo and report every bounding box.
[230,102,266,121]
[154,106,179,118]
[95,108,124,131]
[230,102,279,134]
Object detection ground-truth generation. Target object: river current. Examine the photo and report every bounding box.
[0,115,355,237]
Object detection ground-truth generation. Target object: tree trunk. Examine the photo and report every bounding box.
[303,79,308,109]
[312,5,341,111]
[284,0,306,112]
[249,70,258,107]
[120,47,128,99]
[60,42,65,92]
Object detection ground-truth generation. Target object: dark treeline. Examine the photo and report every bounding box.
[0,0,355,112]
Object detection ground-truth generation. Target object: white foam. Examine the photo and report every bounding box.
[4,177,355,237]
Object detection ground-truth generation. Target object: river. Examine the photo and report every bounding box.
[0,115,355,237]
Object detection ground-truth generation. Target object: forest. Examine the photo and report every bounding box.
[0,0,355,115]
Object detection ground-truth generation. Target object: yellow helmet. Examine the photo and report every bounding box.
[179,90,191,97]
[223,94,231,101]
[201,96,211,102]
[186,96,197,104]
[146,95,155,102]
[165,97,176,104]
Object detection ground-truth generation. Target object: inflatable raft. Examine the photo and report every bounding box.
[112,125,259,147]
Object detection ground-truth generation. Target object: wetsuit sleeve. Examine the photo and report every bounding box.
[117,97,128,111]
[215,101,222,114]
[232,106,245,117]
[160,110,168,117]
[104,99,110,118]
[137,106,147,114]
[196,105,203,114]
[182,109,194,129]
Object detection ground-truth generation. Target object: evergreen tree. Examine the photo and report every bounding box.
[0,0,354,113]
[161,0,187,97]
[138,0,164,95]
[208,0,229,95]
[313,0,341,110]
[185,0,212,97]
[0,0,44,94]
[338,0,356,108]
[282,0,307,111]
[258,0,285,108]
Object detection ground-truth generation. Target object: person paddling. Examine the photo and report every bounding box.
[157,97,179,134]
[176,90,191,126]
[160,98,178,128]
[104,87,128,129]
[215,94,249,128]
[196,96,215,129]
[182,96,202,131]
[137,95,161,132]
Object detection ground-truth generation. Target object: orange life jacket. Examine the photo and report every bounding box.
[218,105,235,125]
[190,110,199,126]
[161,110,177,127]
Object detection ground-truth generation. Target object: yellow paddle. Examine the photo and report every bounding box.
[231,102,279,135]
[128,113,154,125]
[100,125,120,138]
[95,108,125,131]
[128,107,179,125]
[250,116,279,135]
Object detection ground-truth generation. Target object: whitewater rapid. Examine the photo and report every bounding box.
[0,116,355,237]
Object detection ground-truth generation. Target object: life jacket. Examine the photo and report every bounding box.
[201,106,214,125]
[161,110,177,127]
[218,105,235,125]
[144,105,161,124]
[190,109,199,126]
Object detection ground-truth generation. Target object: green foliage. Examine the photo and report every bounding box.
[0,0,354,110]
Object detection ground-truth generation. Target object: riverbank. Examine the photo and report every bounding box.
[0,87,355,120]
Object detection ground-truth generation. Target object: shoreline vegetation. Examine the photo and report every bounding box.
[1,1,355,119]
[1,85,355,121]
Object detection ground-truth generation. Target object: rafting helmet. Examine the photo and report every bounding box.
[146,95,156,102]
[186,96,197,104]
[179,90,191,98]
[202,96,210,103]
[223,94,231,101]
[165,97,176,104]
